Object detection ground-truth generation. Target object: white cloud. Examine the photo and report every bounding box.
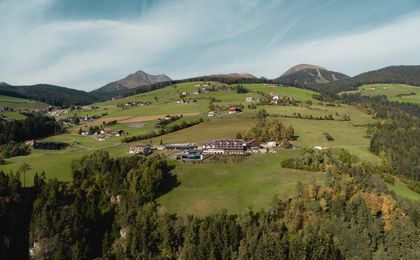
[0,0,419,90]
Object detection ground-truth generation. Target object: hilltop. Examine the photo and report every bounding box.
[274,64,349,87]
[315,65,420,94]
[92,70,172,98]
[0,83,99,107]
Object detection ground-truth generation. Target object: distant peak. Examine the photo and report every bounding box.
[281,64,327,77]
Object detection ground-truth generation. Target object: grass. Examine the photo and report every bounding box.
[346,84,420,105]
[1,111,26,120]
[387,180,420,201]
[0,95,48,110]
[2,81,379,188]
[158,151,324,216]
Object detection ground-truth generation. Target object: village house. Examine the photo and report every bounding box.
[48,109,69,117]
[228,107,242,115]
[100,129,124,137]
[129,144,152,155]
[202,139,245,155]
[245,97,254,103]
[282,96,294,104]
[81,105,93,110]
[208,111,217,117]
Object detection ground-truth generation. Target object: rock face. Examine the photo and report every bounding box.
[94,71,172,93]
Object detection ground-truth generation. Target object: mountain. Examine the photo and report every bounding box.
[274,64,349,87]
[93,71,172,98]
[280,64,327,77]
[316,65,420,94]
[0,84,99,107]
[209,73,257,79]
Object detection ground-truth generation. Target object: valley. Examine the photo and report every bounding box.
[1,81,385,215]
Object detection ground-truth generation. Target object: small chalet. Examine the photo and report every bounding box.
[245,97,254,103]
[228,107,242,115]
[208,111,217,117]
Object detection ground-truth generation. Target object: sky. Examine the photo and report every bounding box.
[1,0,420,91]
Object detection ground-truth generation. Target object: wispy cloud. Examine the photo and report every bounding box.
[0,0,419,90]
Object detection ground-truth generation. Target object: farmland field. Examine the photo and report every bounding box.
[1,81,379,209]
[0,95,48,110]
[387,180,420,201]
[158,152,324,216]
[345,84,420,105]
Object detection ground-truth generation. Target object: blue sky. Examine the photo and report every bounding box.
[1,0,420,90]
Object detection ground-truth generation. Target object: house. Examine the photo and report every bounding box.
[25,140,35,147]
[176,99,185,104]
[208,111,217,117]
[282,96,294,104]
[266,141,277,148]
[245,139,261,153]
[202,139,245,155]
[129,144,152,155]
[245,97,254,103]
[81,105,93,110]
[228,107,242,115]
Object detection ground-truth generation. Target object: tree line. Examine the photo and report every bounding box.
[2,149,420,259]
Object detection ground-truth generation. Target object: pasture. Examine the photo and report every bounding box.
[0,95,48,110]
[347,84,420,105]
[158,152,324,216]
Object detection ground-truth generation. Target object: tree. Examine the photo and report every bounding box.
[285,126,295,139]
[18,163,31,187]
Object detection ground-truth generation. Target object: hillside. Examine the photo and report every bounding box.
[0,95,48,110]
[0,83,99,107]
[92,71,171,99]
[316,65,420,94]
[274,64,349,87]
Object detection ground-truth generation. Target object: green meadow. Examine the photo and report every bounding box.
[7,81,419,214]
[158,152,324,216]
[347,84,420,105]
[0,95,48,110]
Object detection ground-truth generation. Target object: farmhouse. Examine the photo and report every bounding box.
[101,129,124,137]
[245,97,254,103]
[228,107,242,115]
[208,111,217,117]
[129,144,152,155]
[202,139,245,155]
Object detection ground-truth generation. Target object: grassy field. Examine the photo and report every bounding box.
[1,111,26,120]
[387,180,420,201]
[158,151,324,216]
[0,95,48,110]
[1,81,379,181]
[346,84,420,105]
